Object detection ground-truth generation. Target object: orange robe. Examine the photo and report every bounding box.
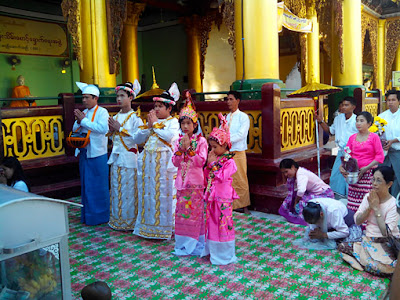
[10,86,37,107]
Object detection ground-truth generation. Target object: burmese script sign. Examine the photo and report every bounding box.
[277,3,313,33]
[0,16,68,57]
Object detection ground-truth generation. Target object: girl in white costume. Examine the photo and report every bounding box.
[107,80,143,230]
[133,83,180,239]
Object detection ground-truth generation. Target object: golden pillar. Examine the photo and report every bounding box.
[395,44,400,90]
[332,0,363,86]
[183,16,202,92]
[377,19,386,92]
[79,0,116,87]
[233,0,279,81]
[80,0,93,84]
[306,0,320,84]
[121,2,145,83]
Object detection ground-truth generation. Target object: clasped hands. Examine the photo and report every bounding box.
[308,227,327,240]
[74,109,85,124]
[147,110,158,128]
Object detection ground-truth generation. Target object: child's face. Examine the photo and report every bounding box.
[209,140,227,156]
[2,165,13,180]
[281,166,297,178]
[154,101,171,119]
[180,118,196,135]
[116,90,132,109]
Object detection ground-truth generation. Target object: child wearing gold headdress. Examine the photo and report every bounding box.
[171,92,208,255]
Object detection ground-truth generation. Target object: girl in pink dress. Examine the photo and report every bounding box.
[172,93,208,256]
[201,113,238,265]
[340,112,385,213]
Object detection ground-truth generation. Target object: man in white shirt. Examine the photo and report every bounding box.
[379,90,400,198]
[316,97,358,196]
[225,91,251,214]
[302,198,355,241]
[73,82,109,226]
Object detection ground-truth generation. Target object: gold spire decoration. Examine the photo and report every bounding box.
[135,66,165,99]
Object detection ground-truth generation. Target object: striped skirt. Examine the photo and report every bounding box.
[347,169,374,213]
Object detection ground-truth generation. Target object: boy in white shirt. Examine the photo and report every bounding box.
[73,82,109,226]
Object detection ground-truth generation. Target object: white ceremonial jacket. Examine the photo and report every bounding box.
[107,109,144,168]
[73,105,109,158]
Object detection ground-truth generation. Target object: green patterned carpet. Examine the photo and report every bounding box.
[68,199,389,299]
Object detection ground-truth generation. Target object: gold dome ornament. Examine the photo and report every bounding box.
[135,66,165,99]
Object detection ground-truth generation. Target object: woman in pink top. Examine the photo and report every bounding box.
[340,112,385,213]
[171,94,208,256]
[279,158,334,226]
[338,166,399,277]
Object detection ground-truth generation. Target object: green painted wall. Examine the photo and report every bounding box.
[138,24,188,94]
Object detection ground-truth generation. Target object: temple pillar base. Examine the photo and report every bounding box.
[231,79,283,100]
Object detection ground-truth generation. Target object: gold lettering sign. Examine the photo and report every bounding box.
[0,16,68,57]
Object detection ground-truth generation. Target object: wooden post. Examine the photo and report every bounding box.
[353,87,365,114]
[59,93,76,156]
[261,83,281,159]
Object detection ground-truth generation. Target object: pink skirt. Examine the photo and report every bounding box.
[175,189,205,240]
[205,201,235,242]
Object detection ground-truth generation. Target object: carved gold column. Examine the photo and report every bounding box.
[234,0,243,81]
[377,19,386,92]
[183,16,202,92]
[306,0,320,84]
[121,2,145,83]
[332,0,362,86]
[80,0,116,87]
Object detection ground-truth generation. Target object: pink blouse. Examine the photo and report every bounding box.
[204,158,239,203]
[172,134,208,190]
[296,167,330,197]
[354,193,400,237]
[346,132,384,169]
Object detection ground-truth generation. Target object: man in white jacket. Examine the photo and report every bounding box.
[73,82,109,225]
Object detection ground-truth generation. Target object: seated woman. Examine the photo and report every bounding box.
[278,158,334,226]
[340,111,385,213]
[0,157,29,192]
[338,166,400,277]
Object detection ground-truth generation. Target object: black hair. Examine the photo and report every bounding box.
[385,90,400,101]
[373,166,395,183]
[342,96,356,107]
[356,111,373,124]
[302,202,322,224]
[116,82,135,98]
[227,90,241,101]
[179,117,199,133]
[279,158,299,169]
[1,157,30,191]
[81,281,112,300]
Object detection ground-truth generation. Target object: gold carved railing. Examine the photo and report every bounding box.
[365,103,378,117]
[280,106,315,152]
[197,110,262,153]
[2,115,65,160]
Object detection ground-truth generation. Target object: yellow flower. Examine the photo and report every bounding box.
[369,125,378,133]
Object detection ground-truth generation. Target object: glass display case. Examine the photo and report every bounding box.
[0,185,82,300]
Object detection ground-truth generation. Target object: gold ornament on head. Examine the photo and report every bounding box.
[179,91,198,123]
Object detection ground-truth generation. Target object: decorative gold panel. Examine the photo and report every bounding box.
[197,111,262,153]
[281,107,315,152]
[365,103,378,118]
[323,104,329,123]
[2,116,65,161]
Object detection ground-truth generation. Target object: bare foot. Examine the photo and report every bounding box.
[243,207,250,215]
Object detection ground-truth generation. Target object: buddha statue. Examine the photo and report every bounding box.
[10,75,37,107]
